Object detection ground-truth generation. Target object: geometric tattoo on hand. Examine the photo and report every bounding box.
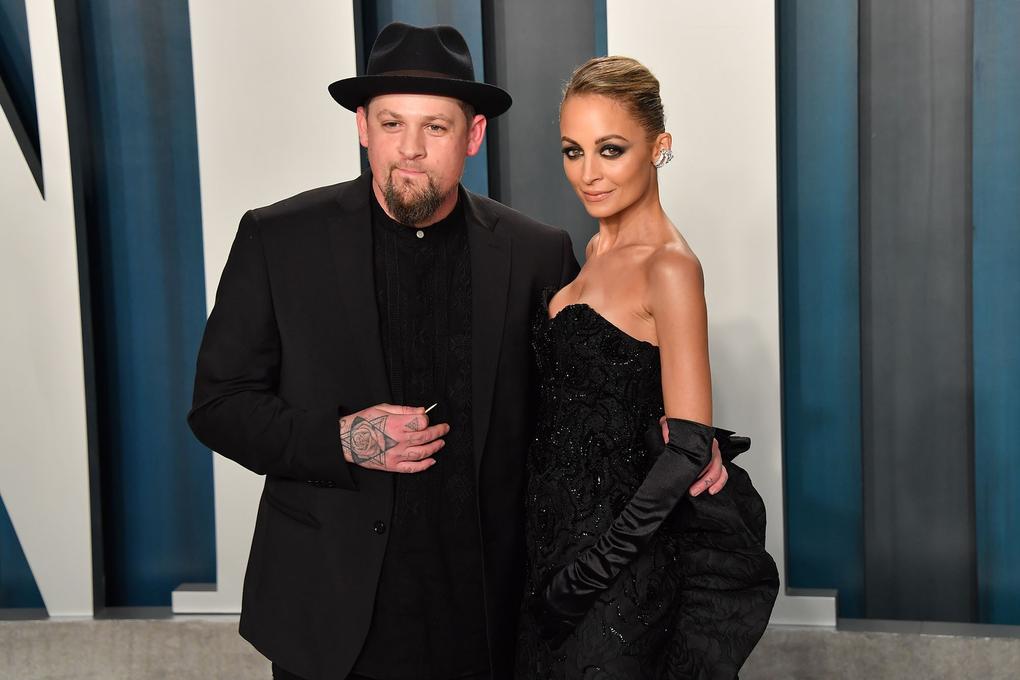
[341,415,398,468]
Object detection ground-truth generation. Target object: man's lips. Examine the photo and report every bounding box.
[394,167,426,177]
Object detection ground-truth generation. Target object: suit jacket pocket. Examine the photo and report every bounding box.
[264,487,322,529]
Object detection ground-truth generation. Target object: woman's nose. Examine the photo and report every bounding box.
[581,156,602,184]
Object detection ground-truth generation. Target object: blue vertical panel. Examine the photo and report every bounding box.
[0,0,40,190]
[594,0,607,57]
[0,0,37,155]
[0,498,44,609]
[778,0,863,616]
[974,0,1020,626]
[79,1,214,606]
[363,0,489,196]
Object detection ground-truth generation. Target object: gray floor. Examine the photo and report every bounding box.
[0,618,268,680]
[2,618,1019,679]
[743,626,1020,680]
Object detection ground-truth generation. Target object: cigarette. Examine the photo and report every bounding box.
[424,402,438,414]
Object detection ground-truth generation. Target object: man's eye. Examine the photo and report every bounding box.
[427,124,447,133]
[562,147,582,159]
[381,121,401,129]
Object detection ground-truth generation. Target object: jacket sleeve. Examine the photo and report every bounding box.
[187,210,355,489]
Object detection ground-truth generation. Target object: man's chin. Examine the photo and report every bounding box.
[390,188,426,208]
[392,178,423,193]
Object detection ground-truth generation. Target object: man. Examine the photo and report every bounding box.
[188,22,725,680]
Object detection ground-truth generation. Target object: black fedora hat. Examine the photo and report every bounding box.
[329,22,512,118]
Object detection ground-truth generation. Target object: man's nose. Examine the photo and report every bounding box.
[399,127,426,160]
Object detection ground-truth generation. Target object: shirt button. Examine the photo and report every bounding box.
[373,520,387,535]
[416,229,424,239]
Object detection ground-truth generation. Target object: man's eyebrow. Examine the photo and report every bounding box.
[374,109,456,123]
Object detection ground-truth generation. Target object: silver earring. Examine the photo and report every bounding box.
[654,148,674,168]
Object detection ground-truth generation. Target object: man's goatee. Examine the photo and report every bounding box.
[383,171,447,226]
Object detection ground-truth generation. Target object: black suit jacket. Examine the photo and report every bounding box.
[188,172,579,680]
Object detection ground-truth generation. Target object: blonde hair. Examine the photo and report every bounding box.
[562,56,665,140]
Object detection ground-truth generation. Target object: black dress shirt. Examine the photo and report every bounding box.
[352,191,489,679]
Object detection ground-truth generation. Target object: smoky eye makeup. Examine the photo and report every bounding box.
[561,146,583,159]
[600,144,627,158]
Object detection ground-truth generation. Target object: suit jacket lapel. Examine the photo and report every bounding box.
[465,189,510,476]
[328,172,391,406]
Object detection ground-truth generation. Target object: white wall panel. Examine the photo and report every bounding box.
[607,0,836,626]
[0,1,93,617]
[173,0,361,614]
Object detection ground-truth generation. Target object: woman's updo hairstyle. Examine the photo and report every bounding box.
[561,56,665,140]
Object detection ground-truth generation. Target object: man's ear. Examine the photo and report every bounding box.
[466,114,487,157]
[356,106,370,148]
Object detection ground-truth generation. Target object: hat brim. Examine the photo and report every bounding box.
[328,74,512,118]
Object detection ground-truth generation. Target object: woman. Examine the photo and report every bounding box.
[517,57,779,679]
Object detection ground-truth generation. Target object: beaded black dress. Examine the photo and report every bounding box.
[516,290,779,680]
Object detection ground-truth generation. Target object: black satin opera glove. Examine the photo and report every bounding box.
[644,422,750,464]
[532,418,734,647]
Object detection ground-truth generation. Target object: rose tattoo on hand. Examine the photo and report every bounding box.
[341,415,398,468]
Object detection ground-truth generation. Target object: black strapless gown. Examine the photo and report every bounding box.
[516,291,779,680]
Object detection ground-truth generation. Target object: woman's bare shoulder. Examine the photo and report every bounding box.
[646,240,704,299]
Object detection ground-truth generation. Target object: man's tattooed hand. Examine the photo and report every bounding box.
[341,415,397,467]
[338,404,448,473]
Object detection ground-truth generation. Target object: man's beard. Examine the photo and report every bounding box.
[383,168,447,226]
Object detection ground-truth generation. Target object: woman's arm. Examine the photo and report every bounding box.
[648,246,712,422]
[649,246,728,495]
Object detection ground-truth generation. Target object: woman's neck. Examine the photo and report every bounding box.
[593,180,673,253]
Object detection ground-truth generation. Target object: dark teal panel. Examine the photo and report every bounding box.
[361,1,489,196]
[0,0,37,154]
[859,0,975,622]
[0,0,41,190]
[594,0,607,57]
[778,0,863,617]
[0,496,44,608]
[974,0,1020,626]
[78,1,214,606]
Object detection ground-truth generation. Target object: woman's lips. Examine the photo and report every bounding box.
[582,189,613,202]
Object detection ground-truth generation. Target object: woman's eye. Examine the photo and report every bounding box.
[600,145,625,158]
[562,147,582,159]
